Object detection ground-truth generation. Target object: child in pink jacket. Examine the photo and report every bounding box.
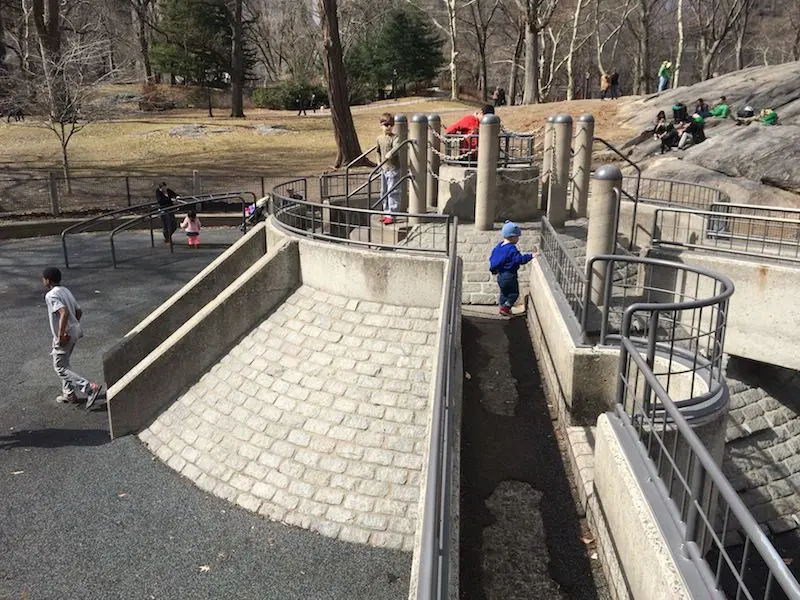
[180,209,201,248]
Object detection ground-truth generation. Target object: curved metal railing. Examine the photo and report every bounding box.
[61,202,160,268]
[108,192,252,267]
[271,178,453,255]
[582,254,733,411]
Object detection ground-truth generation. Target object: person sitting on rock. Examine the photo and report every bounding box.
[758,108,779,125]
[707,96,730,119]
[652,111,678,153]
[677,113,706,150]
[695,98,711,118]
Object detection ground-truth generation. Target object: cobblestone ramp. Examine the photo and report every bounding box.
[723,356,800,537]
[138,285,439,552]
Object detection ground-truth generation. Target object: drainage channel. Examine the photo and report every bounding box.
[459,315,608,600]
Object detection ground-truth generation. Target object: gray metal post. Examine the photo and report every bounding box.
[548,114,573,228]
[48,172,60,216]
[475,114,501,231]
[571,114,594,218]
[409,114,428,224]
[540,116,555,211]
[394,114,409,211]
[587,165,622,305]
[192,169,200,195]
[427,114,441,209]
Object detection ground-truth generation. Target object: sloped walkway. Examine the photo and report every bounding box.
[139,285,438,552]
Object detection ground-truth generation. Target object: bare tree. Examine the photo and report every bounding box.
[512,0,558,104]
[318,0,366,168]
[565,0,592,100]
[673,0,684,86]
[593,0,634,83]
[460,0,502,100]
[229,0,245,117]
[689,0,752,80]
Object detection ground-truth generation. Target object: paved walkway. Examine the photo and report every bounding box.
[0,230,411,600]
[140,285,438,552]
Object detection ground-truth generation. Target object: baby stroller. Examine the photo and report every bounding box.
[241,196,269,231]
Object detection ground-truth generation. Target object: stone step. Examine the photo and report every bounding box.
[138,285,440,552]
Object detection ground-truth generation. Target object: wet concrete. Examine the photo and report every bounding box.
[459,315,608,600]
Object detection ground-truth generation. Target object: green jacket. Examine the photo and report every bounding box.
[709,104,729,118]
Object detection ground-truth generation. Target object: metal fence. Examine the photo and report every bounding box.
[538,216,587,326]
[441,132,535,168]
[652,206,800,263]
[622,176,729,209]
[271,178,454,255]
[613,257,800,598]
[0,172,283,217]
[415,226,460,600]
[583,255,731,409]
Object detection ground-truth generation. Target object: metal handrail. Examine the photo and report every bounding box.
[415,220,459,599]
[370,173,412,212]
[108,193,249,267]
[344,144,378,200]
[594,137,641,203]
[61,201,160,268]
[616,338,800,599]
[271,181,452,255]
[623,176,729,209]
[538,216,587,334]
[651,206,800,263]
[344,140,415,203]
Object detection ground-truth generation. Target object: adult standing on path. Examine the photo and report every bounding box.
[42,266,103,409]
[156,181,178,244]
[609,69,620,99]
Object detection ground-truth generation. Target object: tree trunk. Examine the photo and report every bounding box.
[637,6,650,93]
[565,0,584,101]
[508,20,524,104]
[60,124,72,194]
[522,17,539,103]
[673,0,684,87]
[318,0,366,168]
[230,0,245,118]
[132,1,152,82]
[446,0,459,100]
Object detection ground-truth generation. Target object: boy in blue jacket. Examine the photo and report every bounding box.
[489,221,536,316]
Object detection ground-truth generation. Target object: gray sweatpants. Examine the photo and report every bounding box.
[52,337,92,397]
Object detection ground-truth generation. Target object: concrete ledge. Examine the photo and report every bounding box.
[267,217,446,308]
[103,222,268,386]
[593,413,691,600]
[107,237,300,438]
[526,259,617,426]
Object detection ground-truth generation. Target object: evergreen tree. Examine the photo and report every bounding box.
[346,7,444,99]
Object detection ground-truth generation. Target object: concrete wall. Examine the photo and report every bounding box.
[436,165,540,222]
[526,259,618,426]
[103,222,268,386]
[618,200,707,251]
[592,414,692,600]
[648,247,800,371]
[106,237,300,438]
[267,218,447,308]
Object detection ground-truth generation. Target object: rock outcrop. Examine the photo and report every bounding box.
[613,61,800,207]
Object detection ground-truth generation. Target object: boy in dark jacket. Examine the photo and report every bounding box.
[489,221,536,316]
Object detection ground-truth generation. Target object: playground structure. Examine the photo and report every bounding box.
[41,108,799,599]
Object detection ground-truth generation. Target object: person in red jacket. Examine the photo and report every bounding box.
[444,104,495,162]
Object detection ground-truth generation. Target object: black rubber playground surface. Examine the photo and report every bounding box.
[0,229,410,600]
[459,315,608,599]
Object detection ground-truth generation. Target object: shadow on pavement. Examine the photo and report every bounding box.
[0,428,109,449]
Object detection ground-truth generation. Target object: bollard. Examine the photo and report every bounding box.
[427,114,441,209]
[587,165,622,305]
[48,172,60,217]
[548,113,573,228]
[394,114,409,212]
[192,169,201,195]
[571,114,594,218]
[475,114,501,231]
[408,114,428,224]
[540,116,555,212]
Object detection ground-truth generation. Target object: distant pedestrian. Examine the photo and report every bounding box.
[180,209,202,248]
[489,221,536,316]
[41,267,104,409]
[156,182,178,244]
[609,69,620,99]
[310,93,317,113]
[296,96,306,116]
[599,72,611,100]
[657,61,672,92]
[376,112,401,225]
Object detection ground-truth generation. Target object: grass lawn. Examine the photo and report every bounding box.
[0,89,636,179]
